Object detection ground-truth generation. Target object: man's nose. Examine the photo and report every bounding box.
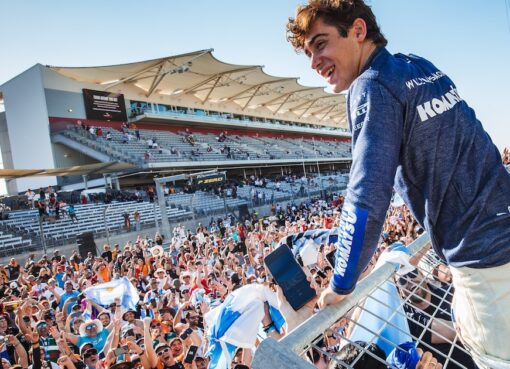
[310,53,321,72]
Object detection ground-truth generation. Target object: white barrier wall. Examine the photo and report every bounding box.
[0,64,57,194]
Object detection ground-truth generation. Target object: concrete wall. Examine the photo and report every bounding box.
[45,89,86,119]
[52,143,99,168]
[0,112,16,194]
[0,64,57,194]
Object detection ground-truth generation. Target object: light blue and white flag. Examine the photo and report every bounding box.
[204,284,283,369]
[347,246,413,356]
[84,276,139,309]
[279,228,339,264]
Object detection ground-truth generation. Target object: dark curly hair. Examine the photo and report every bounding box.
[287,0,387,52]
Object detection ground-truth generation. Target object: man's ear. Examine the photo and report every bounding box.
[351,18,368,42]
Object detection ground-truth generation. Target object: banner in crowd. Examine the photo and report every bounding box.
[204,284,284,369]
[84,276,139,309]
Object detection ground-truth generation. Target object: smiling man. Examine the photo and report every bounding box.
[287,1,510,367]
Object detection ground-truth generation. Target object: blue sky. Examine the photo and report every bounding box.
[0,1,509,194]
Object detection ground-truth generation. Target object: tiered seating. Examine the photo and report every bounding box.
[0,230,31,252]
[1,201,193,242]
[56,125,351,166]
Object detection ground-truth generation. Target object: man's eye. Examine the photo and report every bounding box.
[316,41,325,51]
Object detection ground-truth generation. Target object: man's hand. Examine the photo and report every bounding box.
[275,286,316,332]
[317,286,347,309]
[416,348,443,369]
[25,331,40,344]
[143,316,152,327]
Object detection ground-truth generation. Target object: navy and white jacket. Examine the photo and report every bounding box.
[331,47,510,294]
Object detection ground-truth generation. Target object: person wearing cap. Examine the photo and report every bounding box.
[155,268,170,290]
[35,320,59,363]
[179,271,192,292]
[64,319,111,353]
[80,343,100,369]
[42,278,62,302]
[143,278,163,307]
[142,317,183,369]
[122,309,143,331]
[151,342,183,369]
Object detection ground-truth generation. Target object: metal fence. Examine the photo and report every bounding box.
[253,235,474,369]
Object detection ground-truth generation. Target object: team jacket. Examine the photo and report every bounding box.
[331,47,510,294]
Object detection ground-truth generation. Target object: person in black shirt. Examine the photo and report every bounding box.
[397,268,475,368]
[101,245,113,263]
[6,259,20,281]
[51,250,62,263]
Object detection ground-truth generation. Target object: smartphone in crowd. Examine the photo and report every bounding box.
[325,249,336,269]
[114,346,129,356]
[264,245,316,311]
[180,327,194,340]
[316,269,327,279]
[184,345,198,364]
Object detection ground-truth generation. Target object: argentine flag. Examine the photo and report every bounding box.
[347,246,414,356]
[204,284,284,369]
[84,276,139,310]
[280,228,339,263]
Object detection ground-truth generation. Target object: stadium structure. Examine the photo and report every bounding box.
[0,49,352,255]
[0,49,351,194]
[0,52,470,369]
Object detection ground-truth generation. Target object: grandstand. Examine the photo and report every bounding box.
[0,174,348,256]
[0,50,352,256]
[0,49,351,194]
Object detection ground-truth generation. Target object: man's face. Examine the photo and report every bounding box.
[304,18,363,93]
[83,349,99,367]
[397,270,428,304]
[187,312,200,328]
[195,359,208,369]
[125,312,135,322]
[99,314,110,327]
[65,283,73,293]
[157,346,173,363]
[170,339,183,356]
[37,323,48,337]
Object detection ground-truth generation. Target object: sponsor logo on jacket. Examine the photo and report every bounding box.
[334,207,358,277]
[416,85,463,122]
[405,70,445,90]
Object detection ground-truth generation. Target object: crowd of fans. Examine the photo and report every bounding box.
[3,146,507,368]
[0,185,474,369]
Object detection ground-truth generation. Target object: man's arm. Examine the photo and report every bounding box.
[320,80,403,307]
[143,317,159,368]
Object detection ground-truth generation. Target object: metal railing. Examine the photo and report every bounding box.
[252,234,473,369]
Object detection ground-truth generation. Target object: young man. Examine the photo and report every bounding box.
[287,1,510,367]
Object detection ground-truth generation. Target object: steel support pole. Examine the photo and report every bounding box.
[156,182,171,243]
[38,217,47,255]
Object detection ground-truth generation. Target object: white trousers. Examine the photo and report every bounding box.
[451,263,510,369]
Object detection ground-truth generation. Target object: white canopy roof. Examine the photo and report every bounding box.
[49,49,347,128]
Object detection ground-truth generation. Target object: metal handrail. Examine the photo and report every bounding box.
[252,234,431,369]
[282,234,430,353]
